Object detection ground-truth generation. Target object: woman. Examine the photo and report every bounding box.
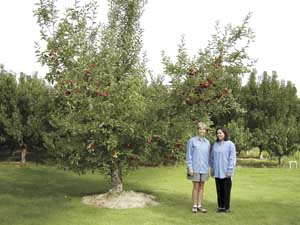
[210,127,236,213]
[186,122,210,213]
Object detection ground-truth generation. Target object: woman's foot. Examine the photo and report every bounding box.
[222,209,231,213]
[216,207,225,213]
[192,205,198,213]
[197,206,208,213]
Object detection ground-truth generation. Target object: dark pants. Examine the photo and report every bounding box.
[215,177,232,210]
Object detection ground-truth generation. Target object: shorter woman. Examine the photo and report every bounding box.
[186,122,210,213]
[210,127,236,213]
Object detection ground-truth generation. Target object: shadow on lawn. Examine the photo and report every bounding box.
[0,165,110,198]
[0,164,113,224]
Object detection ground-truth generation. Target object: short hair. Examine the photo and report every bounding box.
[197,122,208,130]
[216,127,229,141]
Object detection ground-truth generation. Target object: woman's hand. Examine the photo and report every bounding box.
[226,172,232,177]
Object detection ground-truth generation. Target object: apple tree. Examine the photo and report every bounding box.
[161,14,255,139]
[34,0,148,193]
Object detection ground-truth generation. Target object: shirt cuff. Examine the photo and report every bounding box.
[227,168,233,173]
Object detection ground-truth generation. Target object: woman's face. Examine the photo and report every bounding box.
[198,126,206,137]
[216,129,225,141]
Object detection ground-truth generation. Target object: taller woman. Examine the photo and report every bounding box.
[186,122,210,213]
[210,127,236,213]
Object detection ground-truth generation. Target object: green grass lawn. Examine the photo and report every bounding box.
[1,162,300,225]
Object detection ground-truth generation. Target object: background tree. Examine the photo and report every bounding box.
[16,73,55,163]
[0,65,21,159]
[227,119,252,155]
[241,70,300,162]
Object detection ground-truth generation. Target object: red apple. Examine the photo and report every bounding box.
[207,78,214,85]
[102,92,109,97]
[187,68,196,76]
[65,90,71,96]
[147,138,153,144]
[214,63,221,69]
[200,82,209,88]
[175,142,183,148]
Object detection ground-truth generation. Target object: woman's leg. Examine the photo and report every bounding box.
[192,181,200,206]
[215,178,225,210]
[198,181,205,206]
[197,181,207,212]
[223,177,232,211]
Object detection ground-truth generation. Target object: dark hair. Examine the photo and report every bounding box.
[216,127,229,142]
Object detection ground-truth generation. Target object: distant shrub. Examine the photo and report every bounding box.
[239,148,270,159]
[237,158,278,168]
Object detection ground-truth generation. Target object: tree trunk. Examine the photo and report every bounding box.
[278,156,282,166]
[21,147,27,164]
[259,148,263,159]
[111,160,123,193]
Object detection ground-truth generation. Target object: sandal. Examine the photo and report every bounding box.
[192,206,198,213]
[198,206,208,213]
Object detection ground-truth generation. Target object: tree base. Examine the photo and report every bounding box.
[82,191,159,209]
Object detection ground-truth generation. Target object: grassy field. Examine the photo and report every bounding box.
[1,162,300,225]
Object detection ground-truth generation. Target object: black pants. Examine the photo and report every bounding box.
[215,177,232,210]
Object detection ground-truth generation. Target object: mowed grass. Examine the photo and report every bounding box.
[1,162,300,225]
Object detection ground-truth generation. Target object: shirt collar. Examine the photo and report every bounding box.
[197,136,206,142]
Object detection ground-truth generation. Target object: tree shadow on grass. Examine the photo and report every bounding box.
[0,164,111,225]
[1,165,110,197]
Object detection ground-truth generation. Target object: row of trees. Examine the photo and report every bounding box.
[1,67,299,163]
[0,67,55,162]
[238,71,300,164]
[0,0,299,192]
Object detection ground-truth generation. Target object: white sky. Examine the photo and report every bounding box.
[0,0,299,95]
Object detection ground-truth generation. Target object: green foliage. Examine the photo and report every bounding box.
[227,119,252,154]
[16,74,55,162]
[237,158,278,168]
[141,75,192,166]
[34,0,148,191]
[240,70,300,161]
[150,14,256,162]
[239,147,269,158]
[161,13,255,130]
[0,66,20,157]
[0,66,55,162]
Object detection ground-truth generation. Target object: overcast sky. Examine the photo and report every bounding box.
[0,0,299,94]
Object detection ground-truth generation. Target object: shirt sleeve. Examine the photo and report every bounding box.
[227,142,236,173]
[186,139,193,172]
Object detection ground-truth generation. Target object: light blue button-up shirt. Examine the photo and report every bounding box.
[186,136,211,174]
[210,140,236,178]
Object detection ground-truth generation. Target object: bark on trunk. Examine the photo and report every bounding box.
[278,156,282,166]
[111,160,123,193]
[259,148,263,159]
[21,147,27,164]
